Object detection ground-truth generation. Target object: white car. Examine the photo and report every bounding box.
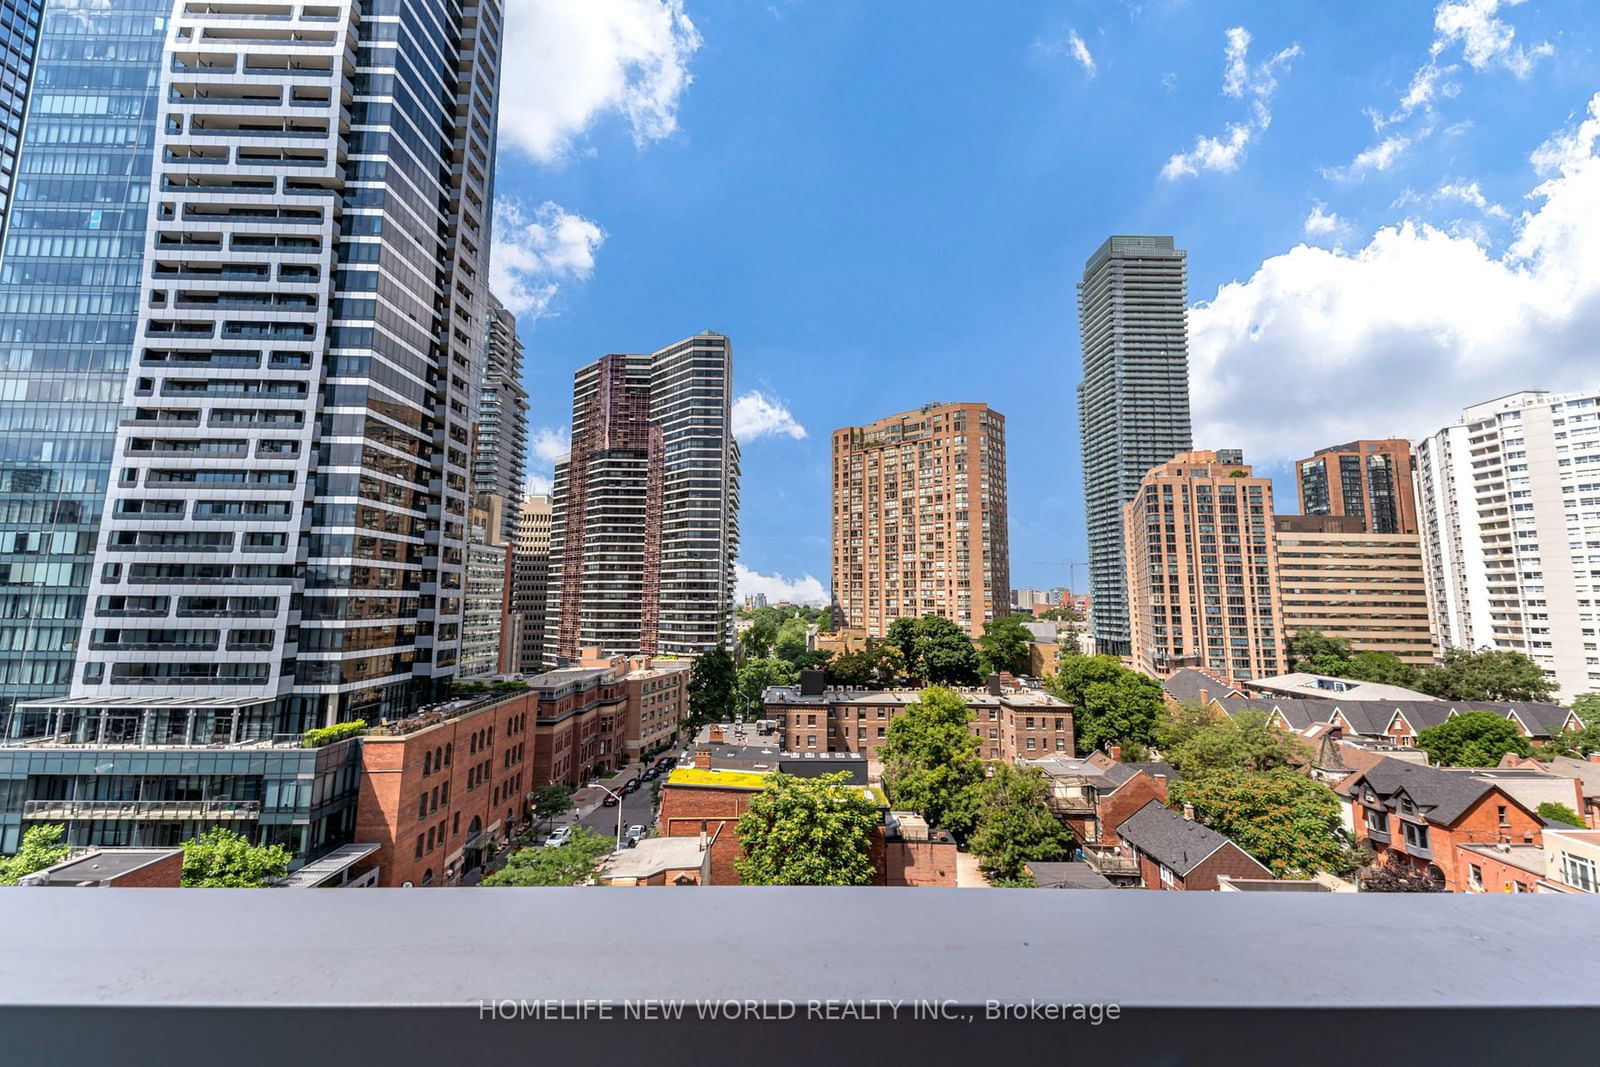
[625,825,646,843]
[544,827,571,848]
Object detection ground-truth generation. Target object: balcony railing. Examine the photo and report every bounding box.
[22,799,262,821]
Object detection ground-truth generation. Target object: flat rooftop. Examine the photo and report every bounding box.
[24,848,180,886]
[601,837,706,880]
[274,844,380,889]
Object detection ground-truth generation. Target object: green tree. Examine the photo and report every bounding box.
[967,762,1074,881]
[1538,801,1585,828]
[688,646,737,724]
[1416,710,1535,767]
[1045,654,1163,755]
[1166,708,1313,778]
[1541,722,1600,758]
[1572,693,1600,726]
[1288,630,1355,672]
[482,826,611,886]
[0,823,69,886]
[735,771,881,886]
[1416,647,1557,703]
[734,657,799,718]
[533,785,573,821]
[827,640,906,689]
[1288,630,1419,688]
[879,685,985,839]
[180,827,292,887]
[887,614,983,686]
[742,619,778,660]
[1035,606,1081,623]
[1171,769,1356,878]
[773,617,810,664]
[976,613,1033,676]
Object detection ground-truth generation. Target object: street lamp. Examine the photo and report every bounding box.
[587,780,624,852]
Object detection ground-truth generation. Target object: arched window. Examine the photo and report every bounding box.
[421,868,434,887]
[435,746,443,771]
[444,742,452,766]
[422,751,431,776]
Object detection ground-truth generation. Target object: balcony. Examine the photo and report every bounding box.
[22,799,261,821]
[0,891,1595,1063]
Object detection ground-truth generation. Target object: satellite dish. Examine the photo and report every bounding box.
[401,880,414,888]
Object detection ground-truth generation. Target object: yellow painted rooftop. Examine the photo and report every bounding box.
[665,767,771,790]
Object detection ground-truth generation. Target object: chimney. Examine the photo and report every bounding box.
[708,725,724,743]
[694,744,712,770]
[1198,688,1210,708]
[1108,744,1122,762]
[1153,774,1169,803]
[987,673,1003,696]
[799,669,826,697]
[1182,803,1195,821]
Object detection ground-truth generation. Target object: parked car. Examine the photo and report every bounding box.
[622,778,640,794]
[544,828,571,848]
[602,793,619,807]
[626,825,646,844]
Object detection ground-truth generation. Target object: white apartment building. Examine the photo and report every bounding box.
[1416,389,1600,701]
[42,0,501,731]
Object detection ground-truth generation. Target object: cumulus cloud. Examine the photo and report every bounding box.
[731,391,806,443]
[498,0,702,163]
[1161,27,1301,180]
[735,563,829,607]
[1436,179,1510,219]
[523,473,553,497]
[530,426,571,465]
[1190,91,1600,467]
[1303,203,1350,239]
[490,199,605,318]
[1341,0,1551,174]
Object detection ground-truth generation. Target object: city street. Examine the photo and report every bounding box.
[552,757,678,848]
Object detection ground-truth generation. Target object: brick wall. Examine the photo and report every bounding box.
[106,851,183,888]
[658,783,753,886]
[1458,849,1541,894]
[885,838,957,887]
[1352,788,1545,893]
[1096,773,1169,846]
[356,693,536,887]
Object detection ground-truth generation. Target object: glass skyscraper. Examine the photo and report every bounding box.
[1076,236,1192,658]
[0,0,164,717]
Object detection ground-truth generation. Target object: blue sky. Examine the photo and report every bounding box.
[490,0,1600,604]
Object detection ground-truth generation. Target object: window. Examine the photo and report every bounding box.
[1562,851,1598,892]
[414,835,423,860]
[1158,863,1175,887]
[1401,821,1430,852]
[1365,809,1388,836]
[423,751,431,777]
[1469,863,1483,891]
[417,794,427,819]
[1497,805,1510,827]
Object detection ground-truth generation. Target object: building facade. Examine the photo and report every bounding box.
[32,0,501,733]
[1273,515,1436,667]
[460,510,508,680]
[830,402,1009,638]
[0,0,164,719]
[1295,439,1418,535]
[1077,236,1193,657]
[1416,390,1600,701]
[511,492,550,672]
[1124,451,1282,682]
[546,335,739,661]
[473,295,527,544]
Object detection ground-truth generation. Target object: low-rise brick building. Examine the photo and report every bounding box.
[355,693,535,887]
[764,673,1073,764]
[1338,757,1547,893]
[1114,800,1274,890]
[20,847,183,888]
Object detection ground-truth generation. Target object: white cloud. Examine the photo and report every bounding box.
[1341,1,1550,171]
[1161,27,1301,180]
[498,0,702,163]
[1065,30,1097,78]
[1325,129,1427,181]
[490,199,605,318]
[1190,91,1600,468]
[735,563,829,607]
[530,426,571,465]
[731,391,807,443]
[1303,202,1351,239]
[523,473,553,497]
[1436,179,1509,219]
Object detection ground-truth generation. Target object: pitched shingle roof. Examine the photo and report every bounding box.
[1341,757,1501,826]
[1023,861,1113,890]
[1163,668,1240,707]
[1115,800,1270,877]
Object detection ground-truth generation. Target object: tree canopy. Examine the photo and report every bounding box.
[887,614,983,686]
[825,639,906,689]
[1541,721,1600,758]
[180,827,292,887]
[976,613,1033,676]
[967,762,1074,882]
[1288,630,1420,688]
[1415,647,1556,703]
[1044,655,1162,755]
[0,823,69,886]
[1170,769,1358,878]
[1572,693,1600,726]
[1161,707,1313,778]
[688,646,736,724]
[880,685,985,839]
[482,826,611,887]
[735,771,881,886]
[1538,802,1585,828]
[1415,711,1534,767]
[533,785,573,820]
[734,657,799,718]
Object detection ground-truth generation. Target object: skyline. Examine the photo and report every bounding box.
[489,1,1600,603]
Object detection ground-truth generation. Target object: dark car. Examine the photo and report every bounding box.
[602,793,619,807]
[622,779,640,794]
[641,768,659,782]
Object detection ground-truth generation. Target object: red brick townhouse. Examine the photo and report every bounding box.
[1338,757,1546,893]
[1114,799,1274,890]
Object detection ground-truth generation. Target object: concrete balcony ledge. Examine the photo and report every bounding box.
[2,890,1598,1065]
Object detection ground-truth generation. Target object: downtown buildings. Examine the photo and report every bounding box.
[511,491,551,672]
[0,0,506,860]
[545,334,740,661]
[1123,451,1283,681]
[1295,439,1419,535]
[1077,236,1193,658]
[830,402,1009,638]
[1416,389,1600,701]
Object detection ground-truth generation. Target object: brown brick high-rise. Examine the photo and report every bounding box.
[831,403,1009,637]
[1295,439,1418,535]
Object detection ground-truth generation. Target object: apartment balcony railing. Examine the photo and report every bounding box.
[22,799,262,821]
[0,890,1595,1064]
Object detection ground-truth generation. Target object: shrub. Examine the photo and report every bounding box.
[302,719,367,748]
